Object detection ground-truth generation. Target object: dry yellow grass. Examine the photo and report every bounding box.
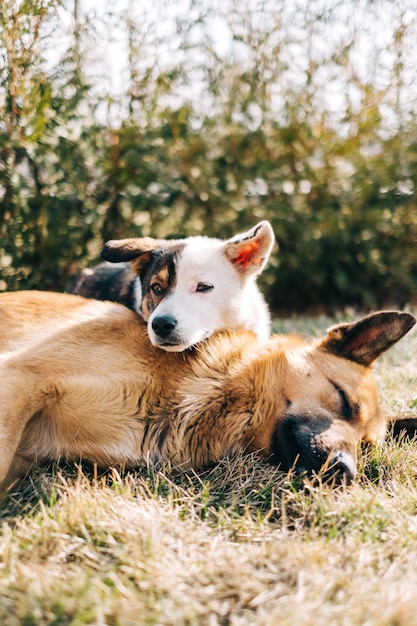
[0,311,416,626]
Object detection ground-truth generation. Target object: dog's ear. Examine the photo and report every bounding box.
[101,237,160,274]
[320,311,416,366]
[223,221,275,277]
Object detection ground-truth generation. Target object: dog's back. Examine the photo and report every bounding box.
[0,291,246,485]
[68,263,137,311]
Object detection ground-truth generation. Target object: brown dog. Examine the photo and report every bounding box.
[0,290,414,489]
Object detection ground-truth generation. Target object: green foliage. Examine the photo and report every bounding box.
[0,0,416,310]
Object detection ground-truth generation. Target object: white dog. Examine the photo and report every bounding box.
[69,221,275,351]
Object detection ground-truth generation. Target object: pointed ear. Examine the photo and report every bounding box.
[101,237,160,274]
[223,221,275,277]
[320,311,416,366]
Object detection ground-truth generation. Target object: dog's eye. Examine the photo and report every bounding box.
[196,282,214,293]
[338,388,353,421]
[151,283,163,296]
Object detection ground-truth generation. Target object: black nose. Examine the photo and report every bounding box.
[324,451,356,485]
[152,315,177,338]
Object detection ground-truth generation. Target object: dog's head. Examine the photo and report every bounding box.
[101,221,274,351]
[248,311,416,484]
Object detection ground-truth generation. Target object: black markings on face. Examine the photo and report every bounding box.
[139,244,185,320]
[270,413,333,473]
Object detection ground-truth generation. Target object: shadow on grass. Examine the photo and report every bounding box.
[0,452,352,530]
[0,455,296,524]
[2,428,417,534]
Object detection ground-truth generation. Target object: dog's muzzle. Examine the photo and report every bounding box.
[323,451,356,485]
[270,414,357,485]
[149,314,192,351]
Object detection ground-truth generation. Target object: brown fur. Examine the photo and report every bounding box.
[0,290,414,489]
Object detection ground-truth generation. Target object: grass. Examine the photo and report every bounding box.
[0,311,417,625]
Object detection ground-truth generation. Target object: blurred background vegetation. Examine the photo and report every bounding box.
[0,0,416,313]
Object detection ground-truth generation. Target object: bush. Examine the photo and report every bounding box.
[0,0,416,312]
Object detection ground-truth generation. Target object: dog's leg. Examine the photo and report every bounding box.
[1,455,32,491]
[0,366,43,489]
